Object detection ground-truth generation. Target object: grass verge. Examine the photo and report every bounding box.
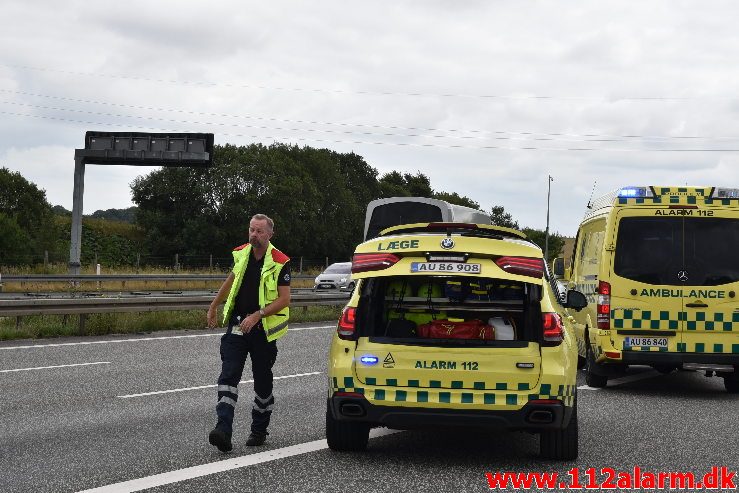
[0,305,342,341]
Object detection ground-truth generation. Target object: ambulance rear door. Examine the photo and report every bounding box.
[679,208,739,358]
[610,210,686,355]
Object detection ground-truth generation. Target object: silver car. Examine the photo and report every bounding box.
[313,262,354,290]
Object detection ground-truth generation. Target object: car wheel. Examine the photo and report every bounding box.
[540,400,578,460]
[584,343,608,388]
[724,373,739,393]
[326,402,369,451]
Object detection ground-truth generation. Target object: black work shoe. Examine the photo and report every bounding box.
[246,432,267,446]
[209,428,233,452]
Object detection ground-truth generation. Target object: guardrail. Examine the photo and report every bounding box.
[0,274,314,282]
[0,291,350,332]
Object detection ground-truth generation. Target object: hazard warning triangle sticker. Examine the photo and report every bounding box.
[383,353,395,368]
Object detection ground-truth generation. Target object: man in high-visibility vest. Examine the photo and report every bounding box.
[206,214,291,452]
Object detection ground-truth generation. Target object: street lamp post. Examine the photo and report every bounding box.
[544,175,554,262]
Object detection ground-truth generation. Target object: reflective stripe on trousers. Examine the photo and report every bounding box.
[215,321,278,435]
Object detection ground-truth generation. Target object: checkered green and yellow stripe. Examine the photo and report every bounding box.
[612,309,738,354]
[612,309,738,332]
[684,311,739,331]
[331,376,576,408]
[350,375,536,391]
[612,309,681,330]
[676,341,739,353]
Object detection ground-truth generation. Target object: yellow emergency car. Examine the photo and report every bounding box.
[326,221,588,459]
[563,186,739,392]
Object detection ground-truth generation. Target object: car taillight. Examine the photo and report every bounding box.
[338,306,356,339]
[597,280,610,329]
[495,256,544,278]
[351,253,400,273]
[542,312,563,345]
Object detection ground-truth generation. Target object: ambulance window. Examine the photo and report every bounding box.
[614,218,682,285]
[683,218,739,286]
[614,217,739,286]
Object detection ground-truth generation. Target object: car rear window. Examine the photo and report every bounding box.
[614,217,739,286]
[324,263,351,274]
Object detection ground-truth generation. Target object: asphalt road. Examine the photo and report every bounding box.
[1,323,736,493]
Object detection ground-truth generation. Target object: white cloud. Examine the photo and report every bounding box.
[2,0,739,237]
[2,146,148,213]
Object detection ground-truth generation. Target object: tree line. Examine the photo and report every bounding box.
[0,145,564,267]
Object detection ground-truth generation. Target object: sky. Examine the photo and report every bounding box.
[2,0,739,236]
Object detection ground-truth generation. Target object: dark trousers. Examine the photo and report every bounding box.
[215,317,278,435]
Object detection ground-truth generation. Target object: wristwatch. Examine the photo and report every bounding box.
[258,308,266,317]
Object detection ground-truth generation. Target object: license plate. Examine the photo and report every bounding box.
[410,262,481,274]
[625,336,668,348]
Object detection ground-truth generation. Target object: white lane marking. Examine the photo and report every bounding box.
[0,325,334,350]
[76,428,400,493]
[577,370,660,390]
[0,361,111,373]
[116,371,323,398]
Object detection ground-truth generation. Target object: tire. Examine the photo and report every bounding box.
[724,374,739,393]
[584,343,608,388]
[326,402,369,451]
[540,401,578,460]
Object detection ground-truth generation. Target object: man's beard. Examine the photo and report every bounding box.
[249,237,263,248]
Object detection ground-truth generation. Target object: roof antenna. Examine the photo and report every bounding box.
[586,180,597,209]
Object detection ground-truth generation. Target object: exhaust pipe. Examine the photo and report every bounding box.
[528,409,554,424]
[340,403,366,417]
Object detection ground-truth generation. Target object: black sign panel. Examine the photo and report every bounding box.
[77,131,214,167]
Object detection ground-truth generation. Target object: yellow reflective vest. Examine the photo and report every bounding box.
[222,242,290,342]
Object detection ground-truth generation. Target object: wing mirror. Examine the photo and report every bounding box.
[564,289,587,312]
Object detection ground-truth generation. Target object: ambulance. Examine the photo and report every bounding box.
[563,186,739,392]
[326,198,588,459]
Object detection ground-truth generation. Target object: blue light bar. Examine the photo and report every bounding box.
[359,355,379,365]
[618,187,650,198]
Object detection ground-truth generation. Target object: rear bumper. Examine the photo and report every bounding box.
[328,396,574,431]
[620,352,739,366]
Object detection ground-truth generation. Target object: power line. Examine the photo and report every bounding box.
[1,63,709,102]
[1,89,736,143]
[4,110,739,152]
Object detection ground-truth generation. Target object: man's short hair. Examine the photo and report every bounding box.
[251,214,274,232]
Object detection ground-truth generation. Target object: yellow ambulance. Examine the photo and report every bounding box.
[326,218,587,459]
[564,186,739,392]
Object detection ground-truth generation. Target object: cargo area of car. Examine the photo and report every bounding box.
[355,275,543,344]
[350,274,545,390]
